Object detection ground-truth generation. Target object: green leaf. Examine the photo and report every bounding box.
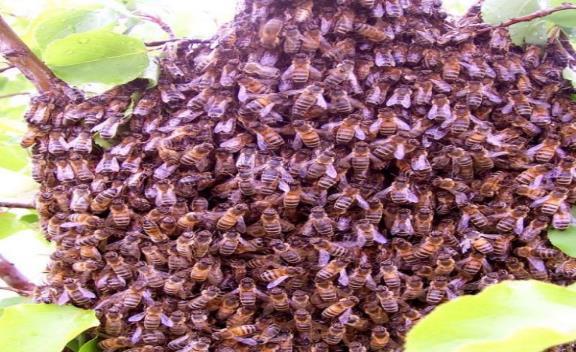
[78,337,100,352]
[0,297,31,311]
[563,67,576,88]
[0,141,29,171]
[43,30,149,85]
[481,0,549,45]
[0,304,98,352]
[406,280,576,352]
[549,225,576,257]
[545,0,576,27]
[0,213,32,239]
[19,213,39,224]
[34,8,119,50]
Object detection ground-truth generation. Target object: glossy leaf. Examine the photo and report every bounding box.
[0,304,98,352]
[0,213,32,239]
[406,280,576,352]
[544,0,576,27]
[78,337,100,352]
[0,296,31,313]
[548,226,576,257]
[563,67,576,88]
[481,0,549,45]
[43,30,149,85]
[34,7,118,50]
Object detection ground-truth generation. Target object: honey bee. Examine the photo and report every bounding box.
[189,286,220,310]
[415,232,444,259]
[260,266,305,289]
[259,18,283,48]
[216,203,248,232]
[355,219,387,246]
[386,86,412,109]
[70,185,92,213]
[442,54,461,81]
[526,134,562,163]
[180,143,213,171]
[292,120,321,149]
[552,203,572,230]
[98,336,132,352]
[402,276,425,300]
[129,303,173,330]
[426,277,450,305]
[515,164,552,185]
[58,278,96,306]
[531,188,569,215]
[212,325,259,344]
[376,175,418,204]
[321,321,345,345]
[373,133,419,160]
[461,230,499,254]
[369,326,391,350]
[292,84,327,117]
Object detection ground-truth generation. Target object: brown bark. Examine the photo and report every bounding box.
[478,3,576,33]
[0,15,60,92]
[0,254,34,292]
[0,201,35,209]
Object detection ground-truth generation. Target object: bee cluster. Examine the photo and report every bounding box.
[21,0,576,350]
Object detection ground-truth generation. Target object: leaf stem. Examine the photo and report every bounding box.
[134,11,175,40]
[0,253,35,293]
[0,15,63,92]
[0,201,35,209]
[478,3,576,33]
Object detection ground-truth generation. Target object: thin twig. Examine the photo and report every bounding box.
[0,286,32,296]
[478,3,576,34]
[0,64,14,73]
[0,254,35,292]
[0,92,29,99]
[0,15,63,92]
[145,38,211,47]
[0,201,35,209]
[134,11,175,40]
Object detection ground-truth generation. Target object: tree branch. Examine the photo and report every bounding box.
[0,15,61,92]
[0,92,29,99]
[145,38,211,47]
[478,3,576,34]
[0,201,35,209]
[0,254,35,293]
[134,11,175,40]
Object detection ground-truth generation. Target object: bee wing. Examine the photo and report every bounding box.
[459,239,471,253]
[80,288,96,299]
[318,249,331,266]
[374,231,388,244]
[427,104,438,120]
[356,232,367,247]
[281,66,294,81]
[267,275,290,289]
[131,325,143,344]
[530,195,550,208]
[57,291,70,305]
[369,119,383,135]
[401,94,411,109]
[406,189,419,203]
[161,313,174,327]
[292,134,303,150]
[128,312,146,322]
[326,163,337,178]
[260,102,277,117]
[457,214,470,232]
[316,93,328,109]
[256,133,268,151]
[354,126,366,140]
[355,194,370,209]
[214,119,235,134]
[278,180,290,193]
[338,269,349,286]
[236,216,247,233]
[514,218,525,235]
[235,337,258,346]
[238,85,249,102]
[394,143,405,160]
[454,192,468,205]
[338,308,353,324]
[527,257,546,272]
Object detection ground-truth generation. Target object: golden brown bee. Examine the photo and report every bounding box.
[496,205,529,234]
[461,230,498,254]
[392,238,419,266]
[376,175,417,204]
[259,18,283,48]
[333,7,355,35]
[515,164,552,185]
[98,336,132,352]
[321,296,359,321]
[260,266,306,289]
[552,204,571,230]
[213,324,258,342]
[217,203,248,232]
[302,206,335,238]
[189,286,220,310]
[527,134,561,163]
[189,257,214,282]
[375,285,399,313]
[369,325,391,350]
[59,278,96,306]
[532,187,569,215]
[180,143,214,171]
[142,218,168,243]
[442,54,461,81]
[292,120,320,149]
[415,232,444,259]
[292,83,327,117]
[322,321,345,345]
[426,277,449,305]
[249,122,284,151]
[104,252,132,282]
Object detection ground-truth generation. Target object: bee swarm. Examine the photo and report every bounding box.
[26,0,576,351]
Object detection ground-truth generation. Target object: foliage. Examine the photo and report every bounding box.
[548,226,576,257]
[44,30,149,85]
[0,303,98,352]
[405,280,576,352]
[481,0,576,45]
